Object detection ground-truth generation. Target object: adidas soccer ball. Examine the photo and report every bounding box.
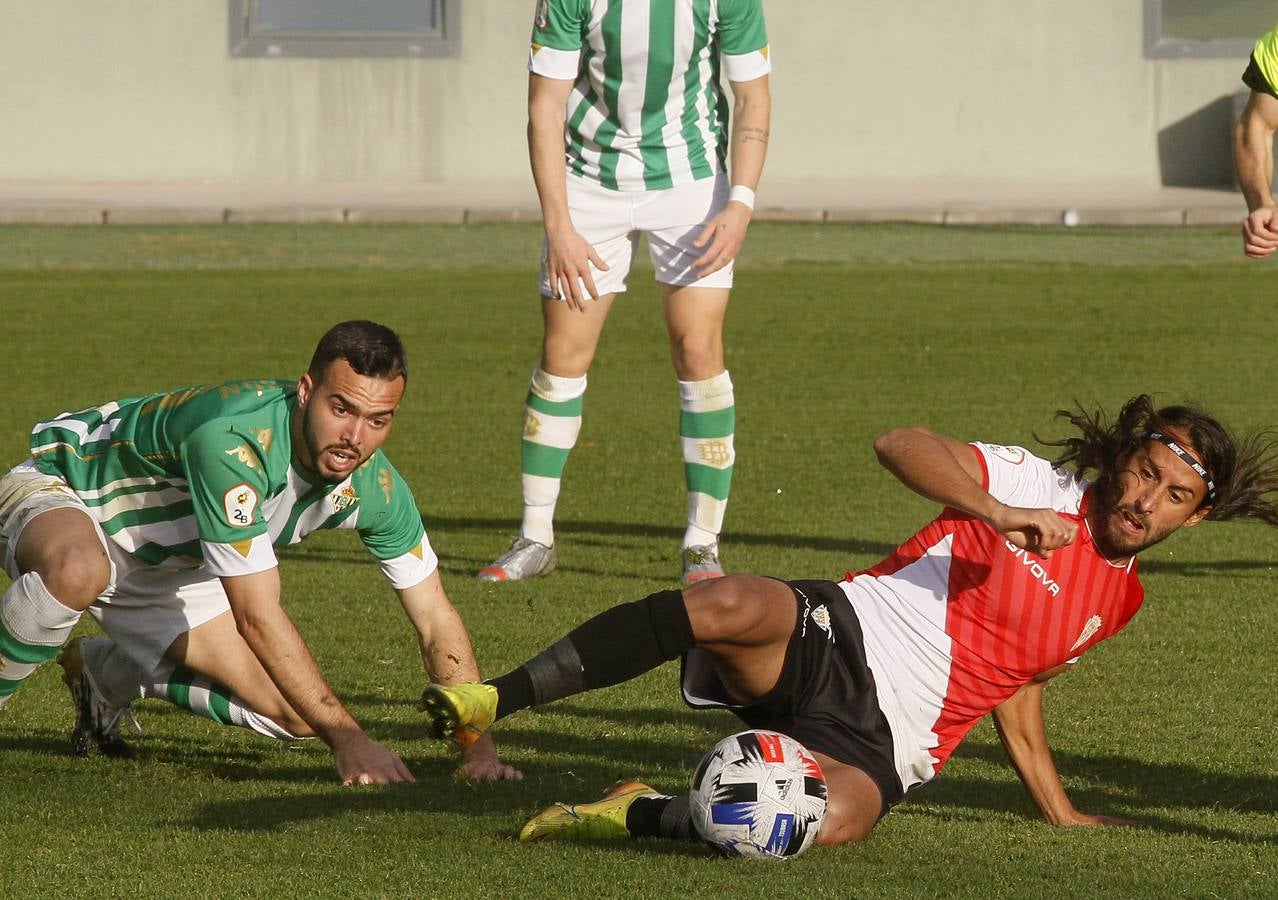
[689,729,827,859]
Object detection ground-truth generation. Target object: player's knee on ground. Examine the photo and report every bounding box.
[814,763,883,846]
[34,543,110,610]
[684,573,789,644]
[814,809,875,847]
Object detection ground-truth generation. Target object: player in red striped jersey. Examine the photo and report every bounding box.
[424,395,1278,847]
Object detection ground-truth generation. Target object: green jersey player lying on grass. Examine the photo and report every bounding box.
[0,320,520,784]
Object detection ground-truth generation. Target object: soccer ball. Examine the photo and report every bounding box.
[689,729,827,859]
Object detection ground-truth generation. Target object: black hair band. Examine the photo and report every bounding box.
[1144,431,1217,502]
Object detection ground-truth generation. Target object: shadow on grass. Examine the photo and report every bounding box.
[164,698,1278,846]
[910,739,1278,844]
[280,515,895,567]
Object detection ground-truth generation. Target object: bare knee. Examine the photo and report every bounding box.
[34,544,109,610]
[684,574,790,644]
[813,757,884,846]
[815,811,875,846]
[669,333,724,381]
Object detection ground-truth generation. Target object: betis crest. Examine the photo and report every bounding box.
[332,485,358,513]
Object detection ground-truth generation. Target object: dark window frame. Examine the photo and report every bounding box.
[1144,0,1268,59]
[229,0,459,59]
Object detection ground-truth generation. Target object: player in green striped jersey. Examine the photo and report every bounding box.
[481,0,772,585]
[1237,24,1278,258]
[0,321,520,783]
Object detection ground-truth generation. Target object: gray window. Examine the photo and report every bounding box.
[1145,0,1273,58]
[230,0,458,58]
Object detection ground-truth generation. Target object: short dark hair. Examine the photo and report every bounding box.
[307,320,407,386]
[1041,395,1278,525]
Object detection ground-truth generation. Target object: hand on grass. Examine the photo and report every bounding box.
[458,733,524,782]
[334,733,416,785]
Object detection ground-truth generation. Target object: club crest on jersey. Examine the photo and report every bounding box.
[1070,615,1103,651]
[1004,540,1061,597]
[223,483,258,528]
[332,485,358,513]
[987,444,1025,465]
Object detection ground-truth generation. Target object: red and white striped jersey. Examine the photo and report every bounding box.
[841,442,1144,792]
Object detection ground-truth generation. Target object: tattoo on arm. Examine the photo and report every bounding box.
[736,126,770,145]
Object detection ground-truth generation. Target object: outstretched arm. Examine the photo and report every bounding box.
[992,667,1133,827]
[397,571,522,782]
[1235,89,1278,259]
[874,427,1078,557]
[221,568,414,785]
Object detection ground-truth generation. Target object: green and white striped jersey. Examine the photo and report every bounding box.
[29,380,433,587]
[529,0,770,191]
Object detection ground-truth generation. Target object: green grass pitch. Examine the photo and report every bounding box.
[1,223,1275,898]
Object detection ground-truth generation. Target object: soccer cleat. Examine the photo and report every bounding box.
[519,780,658,843]
[421,682,497,747]
[681,544,724,585]
[58,638,138,760]
[478,537,556,582]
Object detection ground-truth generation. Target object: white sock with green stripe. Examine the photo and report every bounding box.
[521,367,587,547]
[81,637,298,739]
[0,572,81,708]
[141,661,299,739]
[679,371,735,549]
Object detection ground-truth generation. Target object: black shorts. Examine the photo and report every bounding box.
[680,578,904,817]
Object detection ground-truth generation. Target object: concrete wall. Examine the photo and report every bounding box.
[0,0,1253,187]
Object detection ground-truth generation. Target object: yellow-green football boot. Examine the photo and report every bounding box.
[519,781,658,843]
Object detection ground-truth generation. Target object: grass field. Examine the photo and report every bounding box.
[1,222,1276,898]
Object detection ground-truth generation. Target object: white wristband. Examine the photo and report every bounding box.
[729,184,756,210]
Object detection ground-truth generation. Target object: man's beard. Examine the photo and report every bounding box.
[1091,499,1176,558]
[302,404,361,484]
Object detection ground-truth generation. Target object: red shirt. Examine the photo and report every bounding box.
[842,443,1144,791]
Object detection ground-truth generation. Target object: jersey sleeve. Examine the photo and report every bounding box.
[971,443,1087,514]
[1246,26,1278,98]
[181,424,279,577]
[717,0,771,82]
[529,0,588,79]
[353,460,437,590]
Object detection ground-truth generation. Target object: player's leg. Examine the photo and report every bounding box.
[646,177,737,583]
[521,754,883,847]
[810,753,885,845]
[480,180,637,582]
[423,574,795,742]
[74,574,307,743]
[150,613,309,738]
[0,468,111,708]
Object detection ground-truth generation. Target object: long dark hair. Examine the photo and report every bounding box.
[307,320,407,385]
[1041,395,1278,524]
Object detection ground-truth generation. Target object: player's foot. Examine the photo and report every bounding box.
[681,544,724,585]
[519,780,658,843]
[421,682,497,747]
[478,537,556,582]
[58,638,138,760]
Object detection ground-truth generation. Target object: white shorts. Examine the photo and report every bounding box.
[541,172,734,298]
[0,461,231,673]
